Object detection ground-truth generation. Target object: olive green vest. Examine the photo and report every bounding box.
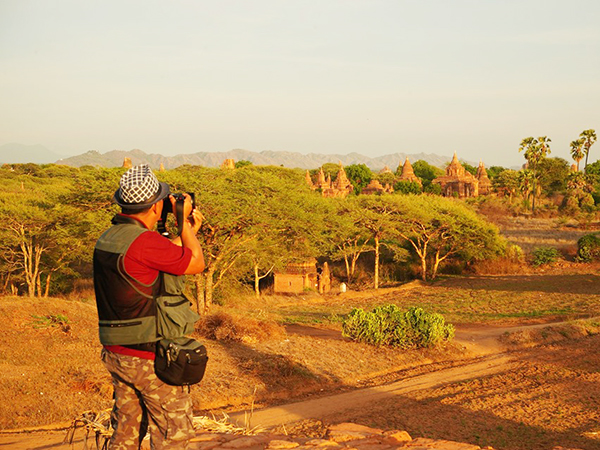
[94,219,199,346]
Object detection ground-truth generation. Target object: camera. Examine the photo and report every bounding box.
[157,192,196,237]
[162,193,195,215]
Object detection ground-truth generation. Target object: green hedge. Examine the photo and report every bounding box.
[532,247,560,266]
[342,305,454,349]
[576,234,600,262]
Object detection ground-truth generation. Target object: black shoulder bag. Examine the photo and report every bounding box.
[154,273,208,386]
[155,337,208,386]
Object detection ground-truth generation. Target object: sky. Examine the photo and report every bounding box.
[1,0,599,167]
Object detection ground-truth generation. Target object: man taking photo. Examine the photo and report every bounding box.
[93,164,205,449]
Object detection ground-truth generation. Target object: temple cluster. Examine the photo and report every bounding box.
[305,153,492,199]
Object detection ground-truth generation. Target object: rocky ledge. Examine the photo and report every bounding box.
[186,422,491,450]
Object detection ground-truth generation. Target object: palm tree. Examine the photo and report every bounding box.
[580,129,597,170]
[570,138,585,171]
[519,136,551,213]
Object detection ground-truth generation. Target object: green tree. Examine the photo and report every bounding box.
[518,170,536,210]
[424,183,442,195]
[462,162,477,176]
[487,166,507,180]
[358,196,406,289]
[581,129,597,170]
[322,197,372,284]
[344,164,373,194]
[234,160,253,168]
[389,196,504,280]
[393,180,422,195]
[518,136,551,213]
[161,165,319,312]
[411,161,444,190]
[538,157,570,196]
[376,171,397,187]
[493,170,520,201]
[570,138,585,171]
[0,167,98,296]
[562,172,595,214]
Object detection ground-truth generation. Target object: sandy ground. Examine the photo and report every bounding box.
[0,320,584,450]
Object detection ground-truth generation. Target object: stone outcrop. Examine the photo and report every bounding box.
[122,157,132,169]
[173,422,496,450]
[433,153,479,198]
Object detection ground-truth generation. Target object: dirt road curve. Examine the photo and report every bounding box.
[229,353,515,429]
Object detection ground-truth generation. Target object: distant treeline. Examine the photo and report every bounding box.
[0,163,507,311]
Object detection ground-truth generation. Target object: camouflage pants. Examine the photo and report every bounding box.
[101,349,194,450]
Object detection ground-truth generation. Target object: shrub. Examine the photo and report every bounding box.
[196,311,286,343]
[505,244,524,262]
[576,233,600,262]
[393,180,422,195]
[532,247,560,266]
[342,305,454,349]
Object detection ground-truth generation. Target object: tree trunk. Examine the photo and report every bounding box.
[431,251,441,280]
[203,268,215,315]
[254,264,260,298]
[44,273,52,298]
[194,274,204,315]
[531,178,536,215]
[20,238,44,298]
[36,272,42,298]
[350,253,359,279]
[343,254,351,282]
[585,150,590,171]
[374,236,380,289]
[21,241,35,297]
[420,255,427,281]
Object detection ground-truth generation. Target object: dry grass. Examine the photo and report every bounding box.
[0,294,472,430]
[196,311,286,344]
[0,296,111,430]
[495,217,599,255]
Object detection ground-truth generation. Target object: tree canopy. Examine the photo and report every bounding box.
[0,162,507,305]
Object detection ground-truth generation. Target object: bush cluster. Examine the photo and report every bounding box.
[341,305,454,348]
[531,247,560,266]
[576,233,600,262]
[196,311,286,343]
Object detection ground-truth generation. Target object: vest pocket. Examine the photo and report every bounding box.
[162,273,186,295]
[98,316,157,345]
[156,296,201,339]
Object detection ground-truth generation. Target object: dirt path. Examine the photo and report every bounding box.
[229,353,515,429]
[227,320,580,430]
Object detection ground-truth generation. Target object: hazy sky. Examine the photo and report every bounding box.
[1,0,599,167]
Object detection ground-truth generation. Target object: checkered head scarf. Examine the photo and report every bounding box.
[113,164,170,210]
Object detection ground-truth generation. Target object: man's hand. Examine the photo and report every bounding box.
[181,193,194,220]
[189,209,203,234]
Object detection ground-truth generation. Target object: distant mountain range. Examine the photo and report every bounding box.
[0,143,465,171]
[56,148,459,171]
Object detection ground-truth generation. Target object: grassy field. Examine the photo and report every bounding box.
[229,266,600,327]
